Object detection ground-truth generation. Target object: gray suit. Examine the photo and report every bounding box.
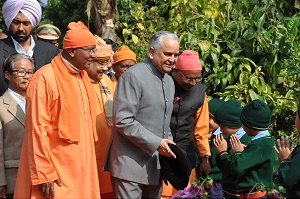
[0,37,60,96]
[103,58,175,187]
[0,91,25,194]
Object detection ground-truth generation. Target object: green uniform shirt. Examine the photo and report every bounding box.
[209,131,222,181]
[229,136,275,194]
[278,144,300,198]
[216,130,251,198]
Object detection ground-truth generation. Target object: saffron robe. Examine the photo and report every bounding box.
[14,56,100,199]
[91,74,115,198]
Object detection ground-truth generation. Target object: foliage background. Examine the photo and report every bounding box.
[116,0,300,143]
[0,0,299,197]
[0,0,300,196]
[0,0,299,140]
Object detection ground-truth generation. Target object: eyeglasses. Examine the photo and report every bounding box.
[12,70,34,77]
[179,71,202,83]
[78,47,96,56]
[118,64,134,70]
[96,60,111,68]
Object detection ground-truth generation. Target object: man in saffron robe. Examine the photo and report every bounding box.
[85,35,115,199]
[13,21,100,199]
[110,45,136,87]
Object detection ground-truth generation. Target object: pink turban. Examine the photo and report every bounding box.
[63,21,96,50]
[2,0,42,28]
[176,50,202,70]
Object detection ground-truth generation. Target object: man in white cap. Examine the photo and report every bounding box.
[0,0,60,96]
[36,24,61,47]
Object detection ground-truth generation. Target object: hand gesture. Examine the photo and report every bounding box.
[274,136,294,160]
[157,139,176,158]
[213,134,227,154]
[39,179,62,199]
[230,135,246,153]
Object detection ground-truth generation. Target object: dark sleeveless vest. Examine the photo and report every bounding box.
[170,78,206,168]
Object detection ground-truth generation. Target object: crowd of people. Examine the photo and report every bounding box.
[0,0,299,199]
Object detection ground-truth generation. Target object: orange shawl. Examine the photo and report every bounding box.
[51,55,98,142]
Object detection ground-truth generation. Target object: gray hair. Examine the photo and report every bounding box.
[3,53,35,84]
[147,31,178,55]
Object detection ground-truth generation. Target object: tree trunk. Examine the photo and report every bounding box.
[87,0,119,42]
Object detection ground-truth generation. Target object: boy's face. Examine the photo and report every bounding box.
[242,124,255,136]
[219,125,239,137]
[209,117,219,134]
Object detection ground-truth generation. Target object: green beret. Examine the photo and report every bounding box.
[214,99,242,128]
[240,99,271,130]
[209,98,225,118]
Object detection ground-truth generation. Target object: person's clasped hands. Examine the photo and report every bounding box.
[213,134,227,154]
[213,134,246,154]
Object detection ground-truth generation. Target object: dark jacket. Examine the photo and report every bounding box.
[170,76,206,168]
[278,144,300,198]
[0,36,60,96]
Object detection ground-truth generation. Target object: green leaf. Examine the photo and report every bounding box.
[257,13,265,30]
[250,76,256,87]
[137,23,145,30]
[248,89,259,100]
[131,34,138,44]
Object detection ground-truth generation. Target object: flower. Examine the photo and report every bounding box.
[173,96,180,104]
[170,176,212,199]
[203,176,213,190]
[266,189,279,199]
[252,183,280,199]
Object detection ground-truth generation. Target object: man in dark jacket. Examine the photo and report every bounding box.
[161,50,211,198]
[0,0,60,96]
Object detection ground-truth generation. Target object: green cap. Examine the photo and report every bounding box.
[209,98,225,118]
[214,99,242,128]
[240,99,271,130]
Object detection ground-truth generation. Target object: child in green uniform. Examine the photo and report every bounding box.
[207,98,225,199]
[213,99,252,198]
[214,99,275,199]
[274,104,300,198]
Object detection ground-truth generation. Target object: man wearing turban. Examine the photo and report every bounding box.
[161,50,211,198]
[0,0,60,96]
[14,21,100,199]
[85,35,115,199]
[111,45,136,87]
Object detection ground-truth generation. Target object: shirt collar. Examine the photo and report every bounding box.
[11,35,35,57]
[213,127,222,135]
[7,88,25,102]
[250,130,270,142]
[61,54,81,74]
[233,128,246,139]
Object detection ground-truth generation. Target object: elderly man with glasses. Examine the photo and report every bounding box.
[14,21,100,199]
[111,45,136,87]
[161,50,211,198]
[0,53,34,199]
[85,35,115,199]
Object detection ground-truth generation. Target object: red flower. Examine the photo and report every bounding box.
[173,97,180,104]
